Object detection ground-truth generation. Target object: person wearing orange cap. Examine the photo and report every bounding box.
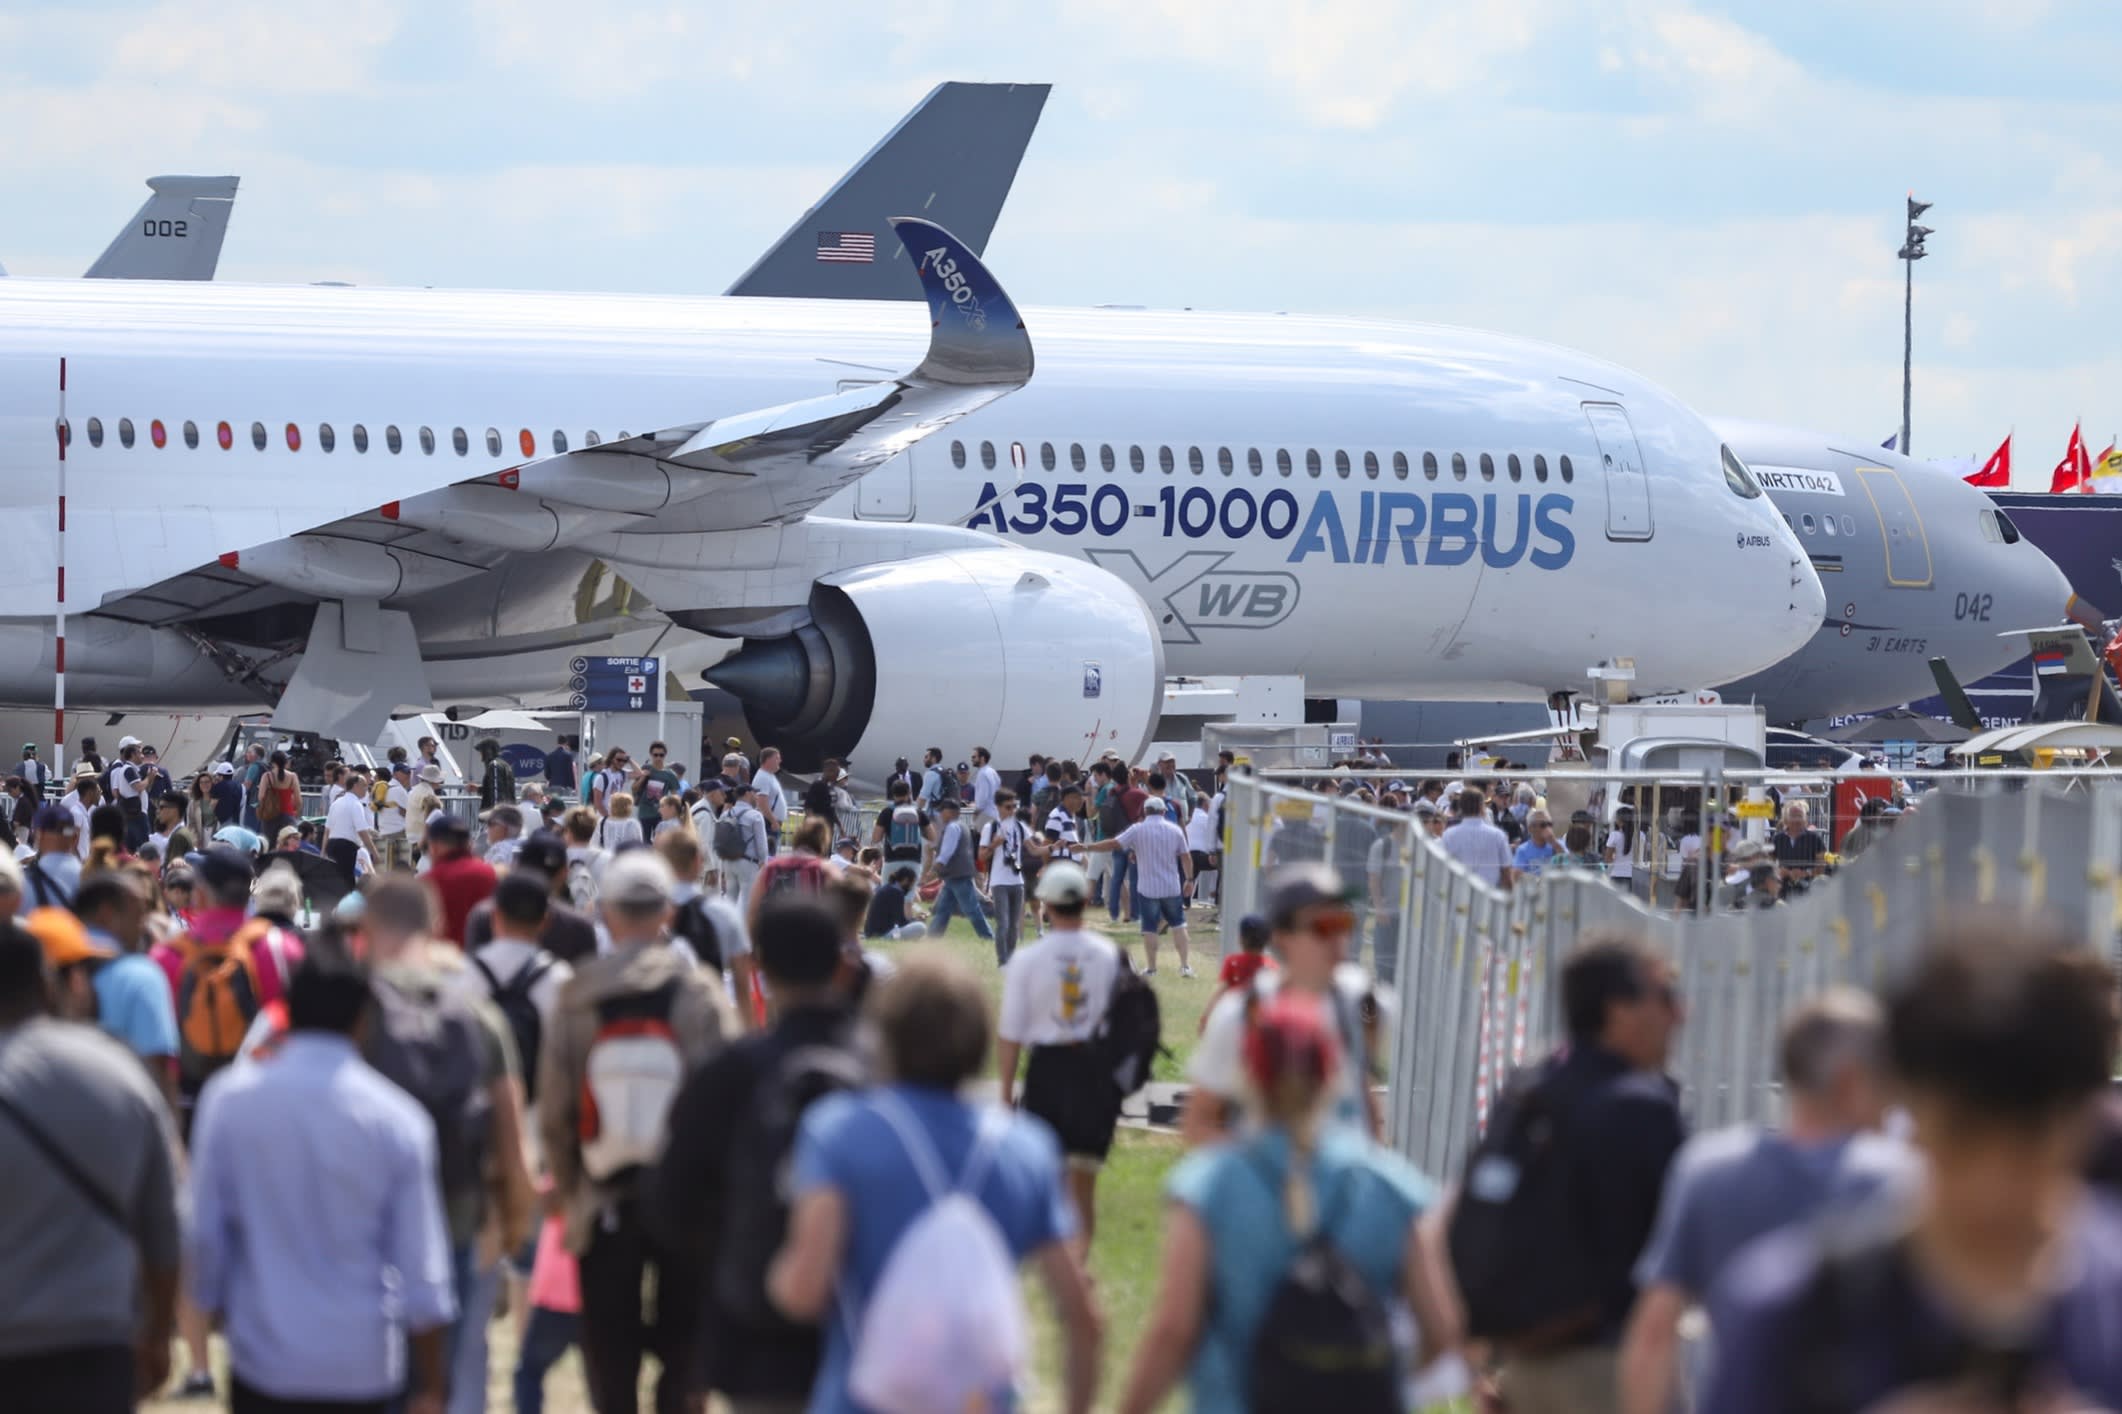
[1118,992,1452,1413]
[25,905,115,1022]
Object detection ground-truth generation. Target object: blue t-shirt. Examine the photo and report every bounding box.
[1512,839,1560,875]
[210,779,245,824]
[1703,1196,2122,1412]
[1166,1126,1437,1414]
[93,950,179,1061]
[790,1085,1076,1414]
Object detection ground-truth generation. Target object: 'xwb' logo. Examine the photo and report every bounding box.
[1084,549,1300,645]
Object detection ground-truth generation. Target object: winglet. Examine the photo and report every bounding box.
[891,216,1032,387]
[85,175,240,281]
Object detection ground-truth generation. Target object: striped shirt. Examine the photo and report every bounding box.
[1116,816,1191,899]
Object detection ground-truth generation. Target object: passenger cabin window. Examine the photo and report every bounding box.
[217,421,233,450]
[87,417,103,448]
[1451,453,1468,481]
[980,440,996,471]
[386,426,403,454]
[1040,442,1056,472]
[1158,445,1175,474]
[1277,449,1293,477]
[1100,444,1116,473]
[1305,449,1323,477]
[285,423,301,452]
[1721,445,1764,498]
[1333,449,1350,478]
[1070,443,1087,473]
[1559,454,1575,483]
[1802,513,1817,534]
[1129,445,1145,473]
[1534,453,1549,482]
[486,428,502,457]
[419,426,435,455]
[451,427,468,457]
[1189,446,1205,475]
[1841,515,1857,537]
[1247,448,1263,476]
[1363,451,1380,479]
[119,417,135,449]
[949,440,967,468]
[518,429,535,458]
[183,420,199,450]
[1423,452,1439,481]
[319,424,335,453]
[1392,451,1408,480]
[149,419,165,449]
[353,425,369,453]
[585,431,601,448]
[1217,447,1233,475]
[1823,515,1838,537]
[1479,453,1496,481]
[1507,453,1523,481]
[250,422,266,451]
[553,430,569,453]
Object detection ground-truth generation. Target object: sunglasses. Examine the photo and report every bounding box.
[1304,907,1358,940]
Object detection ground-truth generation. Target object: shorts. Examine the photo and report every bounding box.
[1138,894,1186,932]
[1021,1043,1120,1167]
[1189,849,1215,874]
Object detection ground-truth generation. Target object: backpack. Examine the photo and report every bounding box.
[175,935,263,1088]
[714,1040,869,1326]
[1444,1053,1604,1346]
[471,951,556,1104]
[885,804,925,860]
[578,982,685,1183]
[671,894,733,973]
[1244,1159,1400,1413]
[713,810,751,862]
[1030,783,1060,831]
[364,973,493,1215]
[371,776,391,809]
[762,852,828,902]
[1097,785,1128,838]
[847,1094,1028,1414]
[1095,959,1165,1097]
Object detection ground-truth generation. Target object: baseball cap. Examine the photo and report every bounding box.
[1034,861,1090,906]
[191,844,257,896]
[1729,838,1771,864]
[834,837,859,853]
[25,907,114,969]
[32,803,76,835]
[601,850,676,910]
[1143,797,1168,814]
[427,808,469,840]
[483,804,523,831]
[118,735,141,751]
[1411,799,1438,819]
[391,759,412,775]
[1265,862,1360,931]
[515,829,569,878]
[213,760,236,776]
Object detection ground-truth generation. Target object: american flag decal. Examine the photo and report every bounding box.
[816,230,876,264]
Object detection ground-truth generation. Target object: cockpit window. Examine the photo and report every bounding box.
[1721,444,1763,499]
[1979,509,2001,543]
[1993,509,2022,544]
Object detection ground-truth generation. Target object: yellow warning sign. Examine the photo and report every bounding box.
[1734,800,1775,820]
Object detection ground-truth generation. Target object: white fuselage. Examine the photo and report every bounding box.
[0,278,1820,706]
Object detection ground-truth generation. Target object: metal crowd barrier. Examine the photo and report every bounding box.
[296,789,481,827]
[1219,767,2122,1180]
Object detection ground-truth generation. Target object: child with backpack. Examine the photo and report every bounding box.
[1117,992,1453,1414]
[767,951,1103,1414]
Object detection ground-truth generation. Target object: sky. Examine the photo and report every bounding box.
[2,0,2118,480]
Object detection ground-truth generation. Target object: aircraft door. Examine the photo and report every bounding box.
[844,379,915,521]
[1852,466,1933,587]
[1583,402,1653,541]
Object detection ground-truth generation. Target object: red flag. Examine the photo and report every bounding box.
[1965,434,2011,488]
[2049,422,2093,494]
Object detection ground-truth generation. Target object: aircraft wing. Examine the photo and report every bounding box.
[725,81,1047,300]
[84,176,239,280]
[91,217,1029,738]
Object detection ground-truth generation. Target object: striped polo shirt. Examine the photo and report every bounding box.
[1116,815,1191,899]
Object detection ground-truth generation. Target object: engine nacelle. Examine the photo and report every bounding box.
[703,548,1163,775]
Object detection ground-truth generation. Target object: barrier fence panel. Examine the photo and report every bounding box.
[1220,768,2122,1180]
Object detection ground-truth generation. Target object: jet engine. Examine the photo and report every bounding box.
[702,548,1163,775]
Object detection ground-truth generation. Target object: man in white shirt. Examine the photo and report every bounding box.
[1042,783,1084,863]
[1185,786,1223,907]
[59,773,99,859]
[1441,787,1516,889]
[324,773,375,886]
[483,804,524,871]
[715,786,771,911]
[979,789,1044,967]
[16,743,49,795]
[995,861,1122,1253]
[969,745,1002,825]
[377,760,413,871]
[1081,797,1195,977]
[459,872,573,1131]
[750,747,787,856]
[111,735,148,849]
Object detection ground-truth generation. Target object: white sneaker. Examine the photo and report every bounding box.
[1141,966,1158,977]
[1180,965,1196,979]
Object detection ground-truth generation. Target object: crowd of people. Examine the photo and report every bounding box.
[0,725,2117,1414]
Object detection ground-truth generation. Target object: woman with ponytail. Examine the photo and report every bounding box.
[1119,992,1455,1412]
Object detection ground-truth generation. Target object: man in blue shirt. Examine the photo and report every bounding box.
[72,871,180,1108]
[769,951,1101,1414]
[187,952,457,1414]
[542,734,577,796]
[1512,810,1562,879]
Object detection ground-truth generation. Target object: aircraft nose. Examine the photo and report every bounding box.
[1780,547,1828,656]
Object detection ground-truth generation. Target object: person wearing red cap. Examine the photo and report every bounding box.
[1119,992,1451,1412]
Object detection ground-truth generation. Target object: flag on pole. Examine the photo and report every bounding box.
[2049,423,2093,494]
[2093,440,2122,495]
[1965,434,2011,489]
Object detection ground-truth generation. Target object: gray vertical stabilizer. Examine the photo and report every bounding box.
[725,82,1047,300]
[84,175,239,280]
